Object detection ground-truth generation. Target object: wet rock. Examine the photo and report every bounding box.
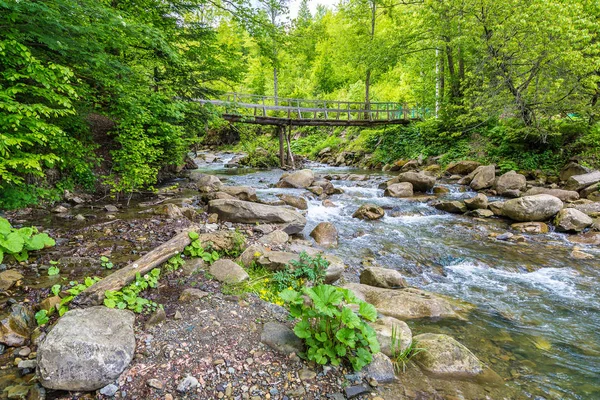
[178,288,209,302]
[580,182,600,198]
[177,375,199,393]
[260,322,304,356]
[52,205,68,213]
[559,162,590,182]
[344,283,472,320]
[4,383,31,399]
[309,222,338,247]
[189,172,222,190]
[467,209,494,218]
[364,353,395,383]
[360,267,407,289]
[433,186,450,195]
[104,205,119,213]
[568,231,600,245]
[322,199,336,207]
[445,161,481,175]
[0,304,34,347]
[278,194,308,210]
[209,259,249,284]
[202,191,236,201]
[307,186,323,195]
[494,171,526,197]
[496,232,514,241]
[396,172,436,192]
[511,222,549,234]
[488,201,505,216]
[469,165,495,191]
[352,204,385,220]
[258,230,289,246]
[571,248,594,260]
[275,169,315,189]
[565,170,600,191]
[220,186,258,202]
[311,179,336,195]
[384,182,413,198]
[524,187,579,202]
[369,316,412,356]
[17,359,36,370]
[209,199,306,235]
[554,208,593,232]
[154,203,184,219]
[0,270,23,291]
[433,200,467,214]
[38,307,135,391]
[502,194,563,222]
[465,193,488,210]
[412,333,496,382]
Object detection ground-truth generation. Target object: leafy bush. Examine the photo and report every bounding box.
[0,217,55,263]
[280,285,380,371]
[272,251,328,292]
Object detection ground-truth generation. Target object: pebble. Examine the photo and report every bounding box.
[18,347,31,357]
[174,310,183,320]
[345,385,370,399]
[298,368,316,381]
[176,375,199,393]
[165,395,173,400]
[99,384,119,397]
[147,379,164,389]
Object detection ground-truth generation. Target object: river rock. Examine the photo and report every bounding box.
[310,222,338,247]
[502,194,563,222]
[39,296,62,313]
[467,209,494,218]
[524,187,579,202]
[494,171,526,197]
[568,231,600,245]
[37,307,135,391]
[323,255,345,284]
[256,251,298,271]
[369,316,412,356]
[278,194,308,210]
[360,267,407,289]
[433,200,467,214]
[396,172,436,192]
[433,186,450,195]
[0,270,23,291]
[322,199,336,207]
[154,203,184,219]
[0,304,34,347]
[554,208,593,232]
[565,170,600,191]
[470,165,495,191]
[412,333,484,379]
[364,353,395,383]
[352,204,385,220]
[238,244,266,267]
[384,182,413,198]
[464,193,488,210]
[260,322,303,356]
[276,169,315,188]
[220,186,258,202]
[580,183,600,198]
[208,199,306,234]
[488,201,505,216]
[445,161,480,175]
[569,201,600,216]
[209,259,249,283]
[189,172,222,191]
[307,186,323,195]
[511,222,549,234]
[344,283,471,320]
[258,230,289,246]
[560,162,590,182]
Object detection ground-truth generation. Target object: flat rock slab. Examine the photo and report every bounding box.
[260,322,303,356]
[38,307,135,391]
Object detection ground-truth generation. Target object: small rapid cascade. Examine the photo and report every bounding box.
[194,154,600,399]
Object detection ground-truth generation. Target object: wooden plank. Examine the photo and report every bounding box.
[221,114,412,127]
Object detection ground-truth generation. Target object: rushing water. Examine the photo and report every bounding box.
[197,152,600,400]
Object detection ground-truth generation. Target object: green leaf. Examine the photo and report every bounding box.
[58,306,68,317]
[279,288,300,303]
[51,284,61,296]
[341,307,361,329]
[17,227,34,239]
[293,320,312,339]
[189,231,199,240]
[358,301,378,322]
[0,218,11,235]
[48,266,60,276]
[0,232,24,253]
[0,249,3,264]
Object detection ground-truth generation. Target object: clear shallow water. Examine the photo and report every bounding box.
[196,153,600,399]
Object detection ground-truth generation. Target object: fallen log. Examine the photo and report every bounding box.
[72,227,199,307]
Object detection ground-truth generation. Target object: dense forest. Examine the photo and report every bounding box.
[1,0,599,209]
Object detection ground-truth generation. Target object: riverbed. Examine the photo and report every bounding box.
[197,153,600,400]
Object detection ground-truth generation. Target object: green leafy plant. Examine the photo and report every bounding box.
[35,310,50,326]
[272,251,328,292]
[0,217,55,263]
[184,232,220,264]
[389,326,425,373]
[48,265,60,276]
[51,284,61,296]
[165,253,185,272]
[104,268,161,313]
[56,276,101,316]
[100,256,114,269]
[280,284,380,371]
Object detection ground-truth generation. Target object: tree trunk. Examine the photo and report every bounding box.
[274,66,279,106]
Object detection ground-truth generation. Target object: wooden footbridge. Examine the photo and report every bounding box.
[196,93,427,127]
[196,93,428,169]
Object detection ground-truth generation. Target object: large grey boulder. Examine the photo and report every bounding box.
[580,183,600,199]
[360,267,407,289]
[554,208,593,232]
[189,172,222,191]
[412,333,484,379]
[209,259,249,283]
[445,161,481,175]
[470,165,495,191]
[220,186,258,202]
[369,316,412,357]
[494,171,526,197]
[278,194,308,210]
[464,193,488,210]
[364,353,395,383]
[502,194,563,222]
[275,169,315,189]
[37,307,135,391]
[560,162,591,182]
[209,199,306,234]
[565,170,600,191]
[433,200,467,214]
[524,187,579,202]
[344,283,472,320]
[396,172,436,192]
[384,182,413,198]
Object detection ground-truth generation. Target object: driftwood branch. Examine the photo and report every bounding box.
[72,226,199,307]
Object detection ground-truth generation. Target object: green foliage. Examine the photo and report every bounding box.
[291,131,343,158]
[165,254,185,272]
[47,266,60,276]
[280,284,380,371]
[51,284,61,296]
[389,326,425,374]
[184,232,220,264]
[272,251,328,292]
[39,276,101,323]
[0,217,55,264]
[222,263,285,306]
[100,256,113,270]
[104,269,161,313]
[221,229,247,258]
[35,310,50,326]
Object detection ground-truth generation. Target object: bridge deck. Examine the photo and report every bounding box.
[195,93,426,126]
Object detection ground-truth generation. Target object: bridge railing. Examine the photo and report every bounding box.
[197,92,429,121]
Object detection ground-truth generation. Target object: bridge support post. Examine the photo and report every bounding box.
[286,124,295,170]
[278,126,285,168]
